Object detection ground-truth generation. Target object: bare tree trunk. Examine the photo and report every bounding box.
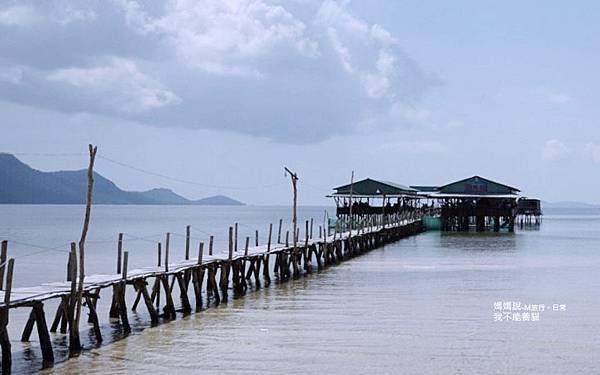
[72,144,97,352]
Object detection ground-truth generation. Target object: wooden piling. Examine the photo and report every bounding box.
[122,251,129,280]
[234,223,238,252]
[165,232,170,272]
[1,258,14,373]
[34,303,57,365]
[157,242,162,267]
[209,235,214,256]
[84,293,102,343]
[117,233,123,274]
[264,224,272,284]
[185,225,190,260]
[229,227,234,261]
[198,242,204,265]
[277,219,282,244]
[68,242,80,351]
[0,240,7,290]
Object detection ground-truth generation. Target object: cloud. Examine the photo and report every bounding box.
[47,57,180,113]
[0,64,24,84]
[378,140,445,154]
[584,142,600,163]
[547,93,571,104]
[315,0,435,100]
[0,2,95,27]
[0,4,38,26]
[0,57,179,115]
[115,0,318,78]
[0,0,438,143]
[541,139,570,162]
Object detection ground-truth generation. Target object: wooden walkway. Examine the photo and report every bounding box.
[0,216,424,373]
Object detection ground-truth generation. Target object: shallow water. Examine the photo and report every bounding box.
[1,206,599,374]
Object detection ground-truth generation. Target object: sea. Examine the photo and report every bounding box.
[0,205,598,374]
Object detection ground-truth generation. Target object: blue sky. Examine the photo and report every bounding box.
[1,0,598,204]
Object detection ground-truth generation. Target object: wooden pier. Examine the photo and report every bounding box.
[0,215,424,373]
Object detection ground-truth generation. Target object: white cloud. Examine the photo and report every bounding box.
[0,64,24,84]
[54,5,96,25]
[316,0,401,99]
[0,2,96,27]
[0,0,436,142]
[116,0,318,77]
[47,57,180,113]
[584,142,600,163]
[547,92,571,104]
[378,140,445,154]
[542,139,570,162]
[0,4,38,26]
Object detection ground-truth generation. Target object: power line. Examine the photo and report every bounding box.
[96,155,286,191]
[10,152,86,157]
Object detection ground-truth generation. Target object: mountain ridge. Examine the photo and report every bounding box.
[0,153,244,205]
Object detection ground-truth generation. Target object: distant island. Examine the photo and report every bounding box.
[0,153,244,205]
[541,201,600,209]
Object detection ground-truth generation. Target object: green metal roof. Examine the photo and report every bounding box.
[437,176,520,195]
[410,185,439,193]
[331,178,417,197]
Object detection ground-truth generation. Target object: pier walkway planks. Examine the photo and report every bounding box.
[0,218,424,373]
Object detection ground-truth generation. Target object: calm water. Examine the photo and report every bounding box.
[0,206,599,374]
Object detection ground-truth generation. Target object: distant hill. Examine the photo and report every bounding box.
[0,153,244,205]
[542,201,600,209]
[195,195,244,205]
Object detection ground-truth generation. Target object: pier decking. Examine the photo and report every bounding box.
[0,214,424,373]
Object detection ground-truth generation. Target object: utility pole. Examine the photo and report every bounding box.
[72,144,97,351]
[284,167,299,277]
[348,170,354,236]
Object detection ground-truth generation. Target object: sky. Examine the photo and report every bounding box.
[1,0,599,205]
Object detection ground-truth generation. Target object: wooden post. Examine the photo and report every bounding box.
[198,242,204,265]
[285,231,289,247]
[305,220,309,243]
[209,235,214,256]
[185,225,190,260]
[284,167,299,278]
[117,233,123,274]
[3,259,14,305]
[68,242,79,350]
[136,279,158,325]
[255,230,259,246]
[234,223,238,252]
[310,218,313,239]
[228,227,234,261]
[0,240,6,290]
[243,237,249,292]
[267,223,273,252]
[349,170,354,236]
[73,144,97,353]
[157,242,162,267]
[21,310,35,342]
[34,302,54,365]
[277,219,283,244]
[165,232,170,272]
[122,251,129,280]
[1,258,14,373]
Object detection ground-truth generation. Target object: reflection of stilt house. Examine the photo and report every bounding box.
[413,176,520,232]
[328,178,419,231]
